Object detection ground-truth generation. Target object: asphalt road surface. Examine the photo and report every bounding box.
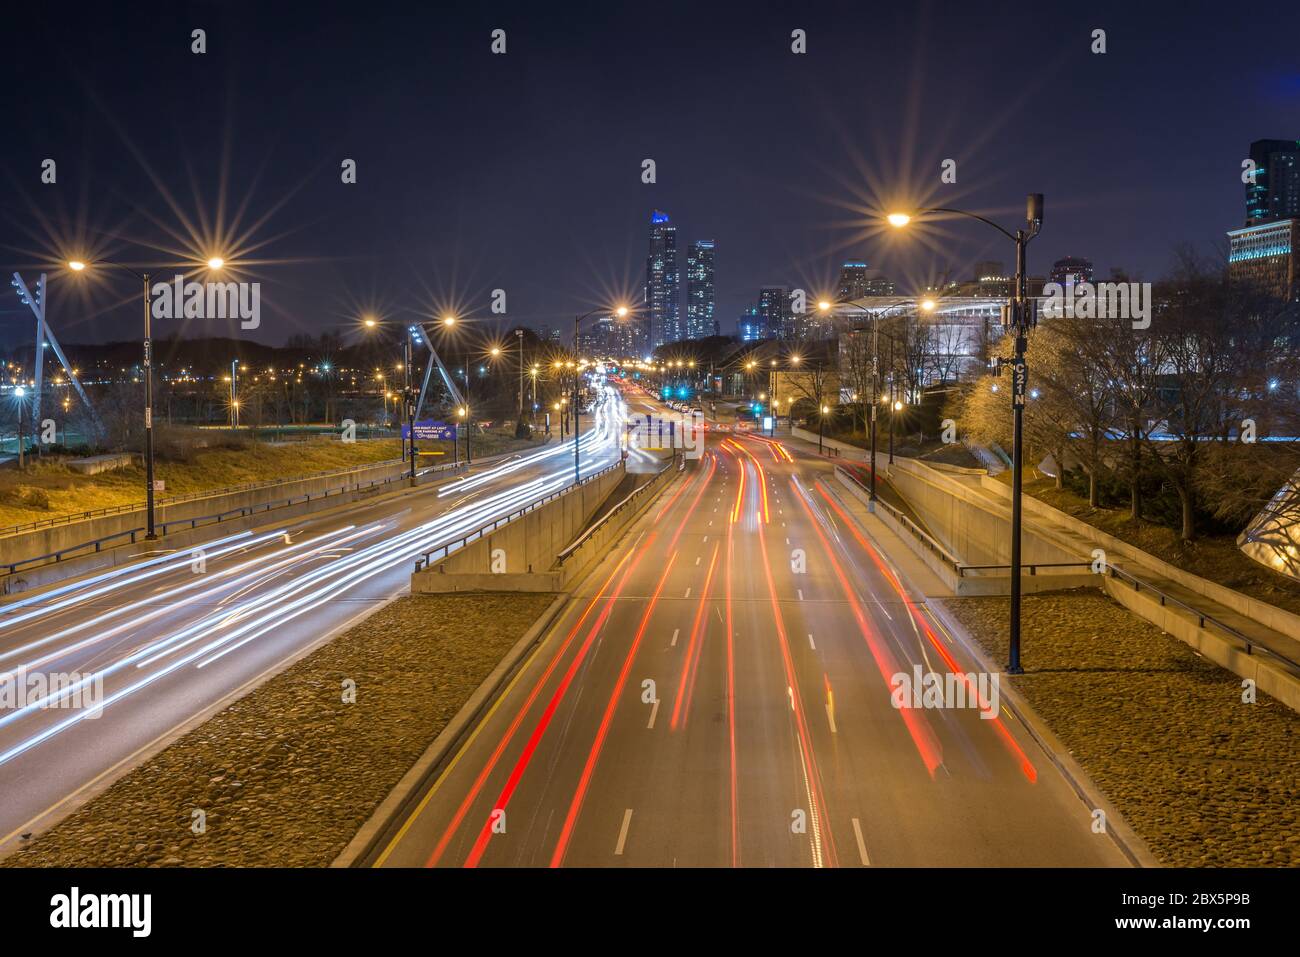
[0,386,645,849]
[375,414,1130,867]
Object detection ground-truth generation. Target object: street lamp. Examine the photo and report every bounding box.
[514,328,525,431]
[819,295,935,502]
[457,405,470,465]
[889,194,1044,674]
[13,385,27,470]
[67,256,226,539]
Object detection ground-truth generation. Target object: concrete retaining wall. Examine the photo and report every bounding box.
[1102,575,1300,712]
[835,469,1095,596]
[885,457,1080,566]
[791,427,868,460]
[413,462,683,594]
[978,476,1300,641]
[67,453,136,475]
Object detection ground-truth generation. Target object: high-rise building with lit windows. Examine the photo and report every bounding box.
[646,210,681,347]
[738,306,765,342]
[757,286,789,340]
[686,240,716,339]
[836,262,895,299]
[1246,139,1300,226]
[1049,256,1094,287]
[1229,138,1300,302]
[1228,218,1299,303]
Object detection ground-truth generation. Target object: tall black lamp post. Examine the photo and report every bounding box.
[889,196,1043,674]
[68,256,227,539]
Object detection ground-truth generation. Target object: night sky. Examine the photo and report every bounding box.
[1,0,1296,347]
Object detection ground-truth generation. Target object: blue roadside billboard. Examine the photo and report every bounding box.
[401,420,457,440]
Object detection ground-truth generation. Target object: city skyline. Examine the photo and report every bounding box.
[0,0,1295,924]
[2,2,1295,349]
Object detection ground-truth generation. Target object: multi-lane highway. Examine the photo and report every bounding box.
[374,410,1129,867]
[0,386,644,848]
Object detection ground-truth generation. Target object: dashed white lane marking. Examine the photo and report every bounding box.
[684,587,692,598]
[670,628,680,646]
[797,589,804,601]
[648,699,660,729]
[695,556,701,566]
[826,704,838,734]
[615,809,634,855]
[851,818,871,865]
[702,535,708,543]
[808,633,816,650]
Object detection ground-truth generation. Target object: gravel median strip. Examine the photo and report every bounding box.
[940,589,1299,867]
[3,592,557,868]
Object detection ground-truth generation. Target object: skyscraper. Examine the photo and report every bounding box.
[646,210,681,347]
[1049,256,1094,286]
[836,262,896,300]
[1228,219,1299,303]
[686,240,716,339]
[757,286,789,339]
[837,262,871,299]
[1246,139,1300,226]
[1229,138,1300,303]
[738,306,765,342]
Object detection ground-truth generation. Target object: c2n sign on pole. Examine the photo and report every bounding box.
[401,420,456,441]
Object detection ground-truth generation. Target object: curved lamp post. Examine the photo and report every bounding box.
[888,195,1043,674]
[819,296,935,501]
[67,256,226,539]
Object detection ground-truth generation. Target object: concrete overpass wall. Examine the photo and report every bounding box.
[885,457,1077,566]
[412,464,628,592]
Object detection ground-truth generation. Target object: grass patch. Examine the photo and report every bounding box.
[2,592,558,867]
[942,590,1299,867]
[0,430,541,529]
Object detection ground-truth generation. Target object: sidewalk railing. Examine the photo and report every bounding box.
[959,562,1093,577]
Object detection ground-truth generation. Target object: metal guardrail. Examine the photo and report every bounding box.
[557,458,677,566]
[413,461,625,572]
[0,456,410,538]
[2,459,462,578]
[834,466,1300,674]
